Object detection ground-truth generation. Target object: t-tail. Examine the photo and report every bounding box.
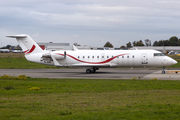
[7,34,44,54]
[7,34,44,64]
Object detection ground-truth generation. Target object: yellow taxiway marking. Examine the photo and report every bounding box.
[166,71,180,73]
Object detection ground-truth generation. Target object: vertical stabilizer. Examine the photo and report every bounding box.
[7,34,44,54]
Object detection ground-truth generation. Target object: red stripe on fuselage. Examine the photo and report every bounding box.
[56,53,128,64]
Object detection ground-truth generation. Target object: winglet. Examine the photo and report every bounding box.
[73,45,79,51]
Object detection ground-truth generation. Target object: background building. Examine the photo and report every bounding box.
[38,42,71,51]
[37,42,91,51]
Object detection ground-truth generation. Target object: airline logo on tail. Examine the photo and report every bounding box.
[24,45,36,54]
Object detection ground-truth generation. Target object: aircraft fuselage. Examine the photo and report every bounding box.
[25,49,177,68]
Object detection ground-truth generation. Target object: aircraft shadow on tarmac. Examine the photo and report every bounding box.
[40,71,155,75]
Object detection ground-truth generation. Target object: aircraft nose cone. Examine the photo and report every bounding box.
[170,59,177,65]
[173,60,178,64]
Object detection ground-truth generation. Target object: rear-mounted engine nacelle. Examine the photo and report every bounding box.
[51,52,66,60]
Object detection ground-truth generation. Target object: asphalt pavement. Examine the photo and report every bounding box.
[0,68,179,80]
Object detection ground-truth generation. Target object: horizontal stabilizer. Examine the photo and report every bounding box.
[7,35,27,38]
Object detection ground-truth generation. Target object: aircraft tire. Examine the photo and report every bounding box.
[161,70,165,74]
[86,69,92,74]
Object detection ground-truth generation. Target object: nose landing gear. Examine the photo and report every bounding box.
[161,70,165,74]
[161,66,166,74]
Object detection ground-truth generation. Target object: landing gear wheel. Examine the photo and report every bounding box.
[86,69,91,74]
[161,70,165,74]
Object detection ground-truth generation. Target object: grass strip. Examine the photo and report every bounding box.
[0,77,180,120]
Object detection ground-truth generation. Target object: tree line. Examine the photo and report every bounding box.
[1,36,180,50]
[104,36,180,48]
[0,45,21,50]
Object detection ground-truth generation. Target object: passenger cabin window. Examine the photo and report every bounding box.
[154,53,165,56]
[83,56,85,58]
[122,56,124,58]
[127,56,129,58]
[102,56,104,58]
[97,56,99,58]
[112,56,114,58]
[132,55,134,58]
[117,56,119,58]
[92,56,94,58]
[107,56,109,58]
[78,56,80,59]
[88,56,90,58]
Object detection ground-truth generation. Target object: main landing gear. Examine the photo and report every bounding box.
[86,67,99,74]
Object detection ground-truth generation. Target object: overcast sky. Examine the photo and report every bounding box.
[1,0,180,47]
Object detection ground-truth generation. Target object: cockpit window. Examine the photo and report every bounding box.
[154,53,165,56]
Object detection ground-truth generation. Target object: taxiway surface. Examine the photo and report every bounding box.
[0,68,180,80]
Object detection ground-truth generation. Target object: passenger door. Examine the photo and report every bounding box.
[142,53,148,64]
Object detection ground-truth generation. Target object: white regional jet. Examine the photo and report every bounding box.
[7,34,177,74]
